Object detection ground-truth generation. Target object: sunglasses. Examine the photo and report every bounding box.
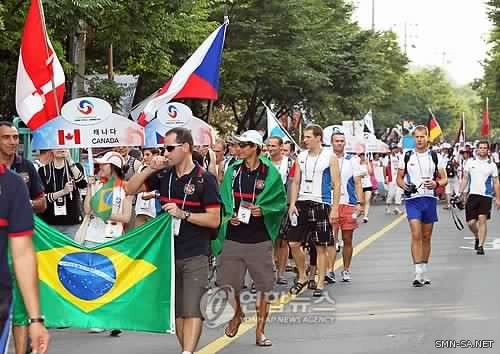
[238,142,255,148]
[165,143,183,152]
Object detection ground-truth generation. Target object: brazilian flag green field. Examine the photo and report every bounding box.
[12,214,175,333]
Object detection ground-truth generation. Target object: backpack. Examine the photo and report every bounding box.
[445,159,457,178]
[403,150,439,180]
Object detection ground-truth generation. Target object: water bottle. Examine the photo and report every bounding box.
[290,213,298,227]
[352,211,358,220]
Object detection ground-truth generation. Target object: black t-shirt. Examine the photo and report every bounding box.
[227,162,269,244]
[10,155,44,200]
[146,163,221,260]
[38,163,87,226]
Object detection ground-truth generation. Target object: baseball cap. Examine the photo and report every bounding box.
[236,130,264,146]
[95,151,125,169]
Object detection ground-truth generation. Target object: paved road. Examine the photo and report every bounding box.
[8,203,500,353]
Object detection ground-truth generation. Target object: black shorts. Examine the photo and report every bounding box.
[363,187,372,193]
[465,194,492,222]
[0,287,12,354]
[282,200,333,246]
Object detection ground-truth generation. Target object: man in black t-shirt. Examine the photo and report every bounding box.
[127,127,221,354]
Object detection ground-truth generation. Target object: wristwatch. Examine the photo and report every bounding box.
[28,317,45,325]
[183,211,192,220]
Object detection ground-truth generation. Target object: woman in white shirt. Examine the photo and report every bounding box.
[358,153,374,223]
[83,152,133,247]
[81,151,133,337]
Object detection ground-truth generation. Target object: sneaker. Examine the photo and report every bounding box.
[385,207,391,215]
[89,328,105,333]
[412,274,424,287]
[342,270,352,282]
[474,238,479,250]
[335,242,341,253]
[363,216,368,223]
[423,274,431,285]
[110,329,122,337]
[394,208,402,215]
[477,246,485,255]
[324,272,336,284]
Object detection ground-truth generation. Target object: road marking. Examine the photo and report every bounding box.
[197,215,406,354]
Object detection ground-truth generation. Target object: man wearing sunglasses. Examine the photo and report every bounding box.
[215,130,287,347]
[127,127,221,354]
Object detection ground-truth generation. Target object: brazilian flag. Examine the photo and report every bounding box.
[212,156,287,255]
[90,177,116,221]
[12,214,175,333]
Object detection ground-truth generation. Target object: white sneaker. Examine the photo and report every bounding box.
[385,207,391,214]
[89,328,105,333]
[412,273,424,287]
[342,270,352,282]
[394,207,402,215]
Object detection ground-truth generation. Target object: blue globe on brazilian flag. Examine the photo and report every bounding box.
[12,215,175,333]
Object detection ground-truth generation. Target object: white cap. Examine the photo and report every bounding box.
[95,151,125,169]
[237,130,264,146]
[441,143,451,149]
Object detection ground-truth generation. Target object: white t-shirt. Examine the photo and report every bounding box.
[338,154,362,205]
[465,158,498,198]
[272,157,291,185]
[383,154,401,183]
[359,163,372,189]
[297,149,333,205]
[398,150,445,199]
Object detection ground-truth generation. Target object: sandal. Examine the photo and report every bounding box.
[256,335,273,347]
[224,314,243,338]
[289,281,307,295]
[307,279,317,290]
[312,288,323,297]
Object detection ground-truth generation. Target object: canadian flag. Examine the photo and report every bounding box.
[16,0,65,130]
[58,129,81,145]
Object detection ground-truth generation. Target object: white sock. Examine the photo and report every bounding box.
[415,263,423,274]
[182,352,192,354]
[422,263,428,273]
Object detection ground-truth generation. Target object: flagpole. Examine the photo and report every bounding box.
[36,0,61,117]
[486,97,489,140]
[462,112,466,145]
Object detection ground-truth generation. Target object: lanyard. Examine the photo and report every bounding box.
[168,172,192,210]
[232,167,259,211]
[304,149,323,181]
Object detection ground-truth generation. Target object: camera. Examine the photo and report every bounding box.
[403,183,418,198]
[450,195,465,210]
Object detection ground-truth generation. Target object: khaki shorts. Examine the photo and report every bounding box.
[175,255,208,319]
[217,240,275,294]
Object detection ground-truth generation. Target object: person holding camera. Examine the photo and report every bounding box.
[397,126,448,287]
[458,141,500,255]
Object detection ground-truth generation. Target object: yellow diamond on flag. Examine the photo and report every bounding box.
[37,246,157,313]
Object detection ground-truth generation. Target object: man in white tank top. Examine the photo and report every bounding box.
[286,125,340,297]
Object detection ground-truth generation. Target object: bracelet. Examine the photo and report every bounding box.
[28,317,45,325]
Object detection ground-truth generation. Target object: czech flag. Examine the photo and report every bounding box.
[134,20,229,126]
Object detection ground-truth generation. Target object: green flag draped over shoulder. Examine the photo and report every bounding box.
[211,157,287,255]
[12,214,175,333]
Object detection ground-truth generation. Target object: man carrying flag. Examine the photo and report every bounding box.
[213,130,287,347]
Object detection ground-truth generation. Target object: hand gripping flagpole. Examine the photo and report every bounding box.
[36,0,61,117]
[262,102,301,152]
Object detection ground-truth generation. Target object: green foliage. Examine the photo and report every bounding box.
[86,77,123,111]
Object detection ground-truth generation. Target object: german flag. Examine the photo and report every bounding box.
[427,110,442,143]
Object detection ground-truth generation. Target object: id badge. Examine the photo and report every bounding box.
[139,198,150,210]
[304,180,313,194]
[54,197,67,216]
[237,201,252,224]
[172,217,182,236]
[105,222,123,239]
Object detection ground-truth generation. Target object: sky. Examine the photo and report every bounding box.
[352,0,492,85]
